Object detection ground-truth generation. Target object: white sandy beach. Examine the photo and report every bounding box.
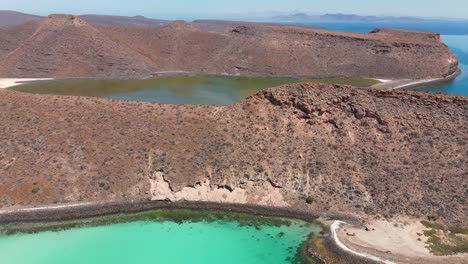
[0,78,53,89]
[331,219,468,264]
[371,69,460,91]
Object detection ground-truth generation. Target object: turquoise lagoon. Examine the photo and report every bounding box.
[0,212,321,264]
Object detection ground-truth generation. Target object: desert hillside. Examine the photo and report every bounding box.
[0,10,42,26]
[0,83,466,227]
[0,14,458,79]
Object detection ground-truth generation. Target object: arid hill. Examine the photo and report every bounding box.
[0,10,42,27]
[0,83,466,227]
[191,19,296,33]
[79,14,168,28]
[0,15,153,77]
[0,14,458,79]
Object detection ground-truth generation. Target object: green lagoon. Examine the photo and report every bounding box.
[0,210,321,264]
[12,75,379,105]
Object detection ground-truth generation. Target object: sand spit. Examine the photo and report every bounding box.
[332,219,468,264]
[0,78,52,88]
[371,69,460,90]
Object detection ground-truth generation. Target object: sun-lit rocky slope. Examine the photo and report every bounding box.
[0,83,466,227]
[0,14,458,79]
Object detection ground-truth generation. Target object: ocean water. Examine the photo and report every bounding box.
[413,35,468,96]
[286,21,468,35]
[0,219,319,264]
[291,22,468,96]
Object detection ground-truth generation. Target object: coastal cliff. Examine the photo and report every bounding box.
[0,14,459,79]
[0,83,466,227]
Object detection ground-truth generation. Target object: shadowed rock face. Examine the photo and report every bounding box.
[0,83,466,227]
[0,14,459,79]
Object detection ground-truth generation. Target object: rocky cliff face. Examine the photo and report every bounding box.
[0,83,466,227]
[0,14,459,79]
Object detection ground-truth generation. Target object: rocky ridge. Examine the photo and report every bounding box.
[0,14,458,79]
[0,83,466,227]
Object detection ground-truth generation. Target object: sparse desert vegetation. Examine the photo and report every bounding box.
[0,83,466,227]
[0,15,458,79]
[421,221,468,255]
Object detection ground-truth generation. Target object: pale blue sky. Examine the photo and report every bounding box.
[1,0,467,20]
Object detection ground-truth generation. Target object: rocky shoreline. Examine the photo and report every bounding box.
[2,200,466,264]
[0,200,377,264]
[0,200,331,224]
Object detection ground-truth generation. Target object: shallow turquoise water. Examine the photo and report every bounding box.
[0,219,318,264]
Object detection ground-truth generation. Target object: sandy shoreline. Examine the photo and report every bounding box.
[371,69,461,91]
[0,78,53,89]
[332,219,468,264]
[330,221,396,264]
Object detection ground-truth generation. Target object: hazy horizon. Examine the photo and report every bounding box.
[1,0,467,21]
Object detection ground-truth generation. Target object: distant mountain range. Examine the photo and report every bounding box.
[1,10,432,28]
[0,11,42,26]
[0,10,169,28]
[269,13,426,22]
[78,15,168,28]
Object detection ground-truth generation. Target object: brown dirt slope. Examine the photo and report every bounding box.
[0,83,466,227]
[0,14,458,79]
[0,20,39,59]
[0,15,153,77]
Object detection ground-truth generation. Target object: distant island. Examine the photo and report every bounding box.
[269,12,427,22]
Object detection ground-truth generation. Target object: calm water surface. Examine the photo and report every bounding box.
[12,75,378,105]
[413,35,468,96]
[0,218,319,264]
[11,22,468,100]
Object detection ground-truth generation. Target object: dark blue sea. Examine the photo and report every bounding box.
[284,21,468,96]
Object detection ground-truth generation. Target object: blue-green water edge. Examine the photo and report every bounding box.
[415,35,468,96]
[12,76,379,105]
[290,22,468,96]
[0,210,322,264]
